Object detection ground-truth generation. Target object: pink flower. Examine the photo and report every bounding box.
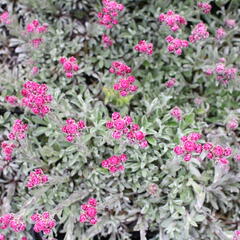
[184,153,191,162]
[21,81,53,117]
[174,145,184,155]
[5,96,18,105]
[233,230,240,240]
[170,106,182,121]
[216,28,226,40]
[225,19,236,28]
[1,142,16,161]
[197,2,212,14]
[134,40,153,55]
[227,119,238,130]
[109,61,132,76]
[212,145,224,157]
[165,78,176,88]
[165,36,188,55]
[0,213,26,232]
[189,22,209,43]
[59,56,79,78]
[31,212,56,234]
[158,10,187,32]
[0,11,10,24]
[98,0,124,29]
[107,112,148,148]
[79,199,98,224]
[26,169,48,188]
[62,118,86,142]
[0,234,5,240]
[102,34,113,47]
[102,154,127,173]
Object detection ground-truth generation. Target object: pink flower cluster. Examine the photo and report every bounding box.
[21,81,53,117]
[1,142,16,161]
[165,35,188,55]
[102,34,113,48]
[5,96,18,105]
[8,119,28,140]
[227,119,238,130]
[0,11,10,24]
[197,2,212,14]
[174,133,204,161]
[214,62,237,84]
[59,56,79,78]
[134,40,153,55]
[98,0,124,29]
[79,198,98,225]
[26,168,48,188]
[26,19,48,48]
[109,61,132,76]
[174,133,233,164]
[216,27,226,40]
[0,213,26,232]
[109,62,137,96]
[205,144,232,165]
[165,78,176,88]
[61,118,86,142]
[0,234,5,240]
[189,22,209,43]
[170,106,182,121]
[158,10,187,32]
[31,212,56,234]
[225,19,236,28]
[233,230,240,240]
[106,112,148,148]
[113,75,138,96]
[101,154,127,173]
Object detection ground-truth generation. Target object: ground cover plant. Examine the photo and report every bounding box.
[0,0,240,239]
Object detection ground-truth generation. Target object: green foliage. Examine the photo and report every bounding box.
[0,0,240,239]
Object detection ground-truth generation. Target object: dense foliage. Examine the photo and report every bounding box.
[0,0,240,239]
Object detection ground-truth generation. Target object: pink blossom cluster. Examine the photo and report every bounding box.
[109,61,132,76]
[214,62,237,84]
[225,19,236,28]
[26,19,48,48]
[189,22,209,43]
[26,168,48,188]
[134,40,153,55]
[31,212,56,234]
[31,66,39,76]
[106,112,148,148]
[21,81,53,117]
[8,119,28,140]
[233,230,240,240]
[61,118,86,142]
[227,118,238,130]
[59,56,79,78]
[205,144,232,165]
[113,75,138,96]
[197,2,212,14]
[0,11,10,24]
[174,133,233,164]
[102,34,113,48]
[79,198,98,225]
[98,0,124,29]
[216,27,226,40]
[101,154,127,173]
[165,78,176,88]
[170,106,182,121]
[0,213,26,232]
[173,132,202,162]
[165,35,188,55]
[158,10,187,32]
[1,142,16,161]
[0,234,5,240]
[5,96,18,105]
